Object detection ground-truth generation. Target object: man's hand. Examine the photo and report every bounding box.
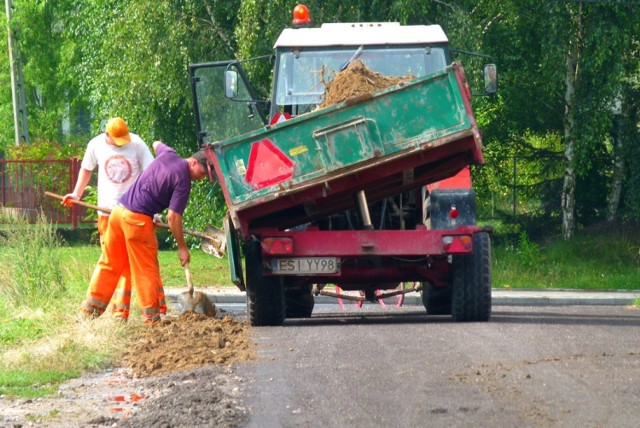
[167,209,189,266]
[152,141,163,154]
[178,247,190,267]
[61,193,79,207]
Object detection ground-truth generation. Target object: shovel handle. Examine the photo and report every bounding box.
[45,191,110,213]
[184,263,194,294]
[44,191,214,241]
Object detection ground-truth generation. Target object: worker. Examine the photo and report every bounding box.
[62,117,166,321]
[80,141,211,324]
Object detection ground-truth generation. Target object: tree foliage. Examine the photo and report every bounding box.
[1,0,639,238]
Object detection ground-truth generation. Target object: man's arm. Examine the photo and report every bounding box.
[62,168,92,206]
[167,209,190,266]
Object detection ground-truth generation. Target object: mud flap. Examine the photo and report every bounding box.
[225,215,245,291]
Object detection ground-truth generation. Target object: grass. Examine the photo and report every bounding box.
[0,214,638,399]
[0,370,80,398]
[158,248,231,287]
[58,244,232,288]
[0,309,135,398]
[0,214,232,399]
[493,228,640,290]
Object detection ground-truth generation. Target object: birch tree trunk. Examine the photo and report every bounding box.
[607,113,624,221]
[562,43,578,241]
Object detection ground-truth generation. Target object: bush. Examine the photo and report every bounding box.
[5,138,85,160]
[516,231,540,269]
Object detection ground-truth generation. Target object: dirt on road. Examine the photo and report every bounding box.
[118,311,254,378]
[0,311,254,428]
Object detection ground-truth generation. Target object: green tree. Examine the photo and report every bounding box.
[0,7,13,151]
[620,38,640,221]
[4,0,640,238]
[555,2,638,238]
[6,0,244,236]
[464,0,640,236]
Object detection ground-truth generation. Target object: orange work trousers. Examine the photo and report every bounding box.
[82,206,163,323]
[93,216,166,320]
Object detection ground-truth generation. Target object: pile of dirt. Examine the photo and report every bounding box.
[0,311,253,427]
[318,59,414,109]
[118,311,255,378]
[116,365,248,428]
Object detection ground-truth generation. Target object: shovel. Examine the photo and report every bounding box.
[44,191,226,257]
[176,262,217,317]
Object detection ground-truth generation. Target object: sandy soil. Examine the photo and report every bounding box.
[318,59,413,108]
[118,312,254,378]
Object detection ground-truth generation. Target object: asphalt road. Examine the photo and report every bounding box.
[235,305,640,428]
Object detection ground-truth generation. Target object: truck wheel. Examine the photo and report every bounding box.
[421,282,452,315]
[285,284,315,318]
[245,240,285,326]
[451,232,492,322]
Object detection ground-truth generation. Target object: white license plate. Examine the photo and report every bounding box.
[271,257,340,274]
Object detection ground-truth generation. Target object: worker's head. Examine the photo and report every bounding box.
[105,117,131,147]
[189,149,213,182]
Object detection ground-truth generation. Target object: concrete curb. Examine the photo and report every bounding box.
[166,288,639,307]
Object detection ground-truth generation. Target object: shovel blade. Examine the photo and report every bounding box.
[176,290,217,317]
[200,225,227,258]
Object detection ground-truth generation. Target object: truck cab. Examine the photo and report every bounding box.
[270,22,450,118]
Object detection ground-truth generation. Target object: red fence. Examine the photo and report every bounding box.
[0,158,92,227]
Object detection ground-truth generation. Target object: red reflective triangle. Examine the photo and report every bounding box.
[269,112,291,125]
[447,237,468,254]
[245,139,294,190]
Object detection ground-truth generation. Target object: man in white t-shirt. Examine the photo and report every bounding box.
[62,117,165,320]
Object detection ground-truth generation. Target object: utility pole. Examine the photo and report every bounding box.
[5,0,29,145]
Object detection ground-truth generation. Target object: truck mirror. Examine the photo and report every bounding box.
[225,70,239,99]
[483,63,498,94]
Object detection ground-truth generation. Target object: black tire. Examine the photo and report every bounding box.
[451,232,492,322]
[245,239,285,326]
[285,284,315,318]
[421,282,452,315]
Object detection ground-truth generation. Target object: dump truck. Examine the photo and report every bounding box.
[189,4,497,326]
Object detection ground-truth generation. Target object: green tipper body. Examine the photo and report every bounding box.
[208,63,483,237]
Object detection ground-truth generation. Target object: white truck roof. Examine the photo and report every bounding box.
[274,22,448,48]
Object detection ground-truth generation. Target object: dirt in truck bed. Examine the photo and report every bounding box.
[318,59,414,109]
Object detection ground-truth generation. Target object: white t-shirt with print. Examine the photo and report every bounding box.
[81,133,154,216]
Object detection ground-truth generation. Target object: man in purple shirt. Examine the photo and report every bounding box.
[80,141,211,324]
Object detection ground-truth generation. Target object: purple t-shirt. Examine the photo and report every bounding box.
[119,143,191,216]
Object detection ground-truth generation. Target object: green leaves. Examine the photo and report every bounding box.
[2,0,640,233]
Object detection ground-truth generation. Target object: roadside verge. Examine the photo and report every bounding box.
[165,288,639,307]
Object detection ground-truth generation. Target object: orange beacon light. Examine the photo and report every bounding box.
[292,4,311,26]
